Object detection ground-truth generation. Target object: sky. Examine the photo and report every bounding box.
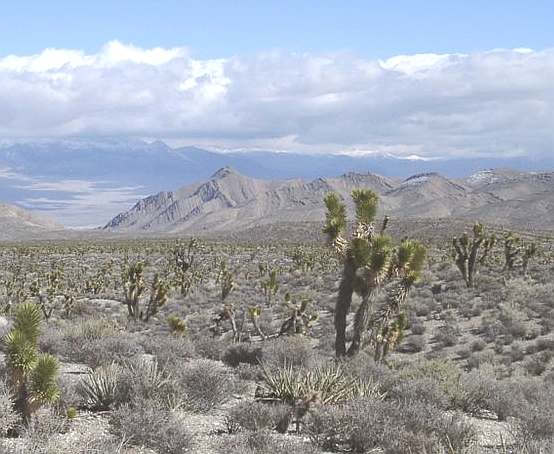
[0,1,553,160]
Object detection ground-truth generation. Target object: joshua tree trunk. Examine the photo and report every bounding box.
[347,289,372,357]
[335,258,356,357]
[14,381,33,425]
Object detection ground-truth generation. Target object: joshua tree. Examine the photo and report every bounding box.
[121,261,146,320]
[248,305,267,340]
[323,190,425,358]
[279,294,318,336]
[522,242,538,276]
[502,232,520,272]
[452,223,495,288]
[121,262,168,322]
[261,268,279,305]
[4,303,59,424]
[172,239,197,297]
[143,274,169,321]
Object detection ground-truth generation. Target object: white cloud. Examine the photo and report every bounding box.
[0,42,553,158]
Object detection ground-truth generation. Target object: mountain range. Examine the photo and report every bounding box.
[1,138,554,227]
[104,167,554,233]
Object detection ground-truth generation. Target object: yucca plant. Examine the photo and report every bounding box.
[76,363,121,411]
[323,190,426,358]
[4,303,60,423]
[259,361,384,405]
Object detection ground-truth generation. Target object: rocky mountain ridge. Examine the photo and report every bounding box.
[104,167,554,233]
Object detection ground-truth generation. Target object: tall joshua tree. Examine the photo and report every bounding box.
[323,190,425,358]
[452,223,495,288]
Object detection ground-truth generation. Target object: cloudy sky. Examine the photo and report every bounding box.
[0,1,552,159]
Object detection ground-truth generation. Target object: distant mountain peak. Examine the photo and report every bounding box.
[211,166,241,179]
[404,172,441,181]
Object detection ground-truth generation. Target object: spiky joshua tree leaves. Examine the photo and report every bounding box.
[452,223,495,288]
[323,190,426,359]
[4,303,59,423]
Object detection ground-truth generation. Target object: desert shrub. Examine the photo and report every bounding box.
[109,400,194,454]
[261,336,315,369]
[494,338,505,354]
[225,401,290,432]
[65,332,144,368]
[434,323,459,347]
[435,412,478,452]
[192,335,227,360]
[0,379,18,435]
[29,424,125,454]
[56,374,82,410]
[173,358,240,412]
[20,409,70,452]
[42,318,118,359]
[479,312,505,341]
[410,321,426,335]
[470,338,486,352]
[141,334,195,368]
[222,342,263,367]
[218,429,319,454]
[389,377,449,409]
[535,337,554,352]
[398,359,461,396]
[524,353,550,376]
[398,334,426,353]
[456,345,471,359]
[513,382,554,444]
[306,399,475,453]
[306,400,391,452]
[413,300,432,317]
[510,342,525,362]
[466,350,497,370]
[339,351,393,386]
[117,357,180,409]
[499,306,532,339]
[485,379,526,421]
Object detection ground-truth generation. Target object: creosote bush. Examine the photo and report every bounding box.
[225,401,290,433]
[173,358,240,413]
[109,399,194,454]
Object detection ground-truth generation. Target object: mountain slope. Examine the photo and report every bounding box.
[0,203,62,240]
[104,167,401,233]
[105,167,554,233]
[108,167,554,233]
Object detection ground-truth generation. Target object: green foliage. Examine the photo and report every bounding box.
[28,354,60,405]
[323,192,347,242]
[167,314,187,336]
[4,303,60,422]
[351,188,379,225]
